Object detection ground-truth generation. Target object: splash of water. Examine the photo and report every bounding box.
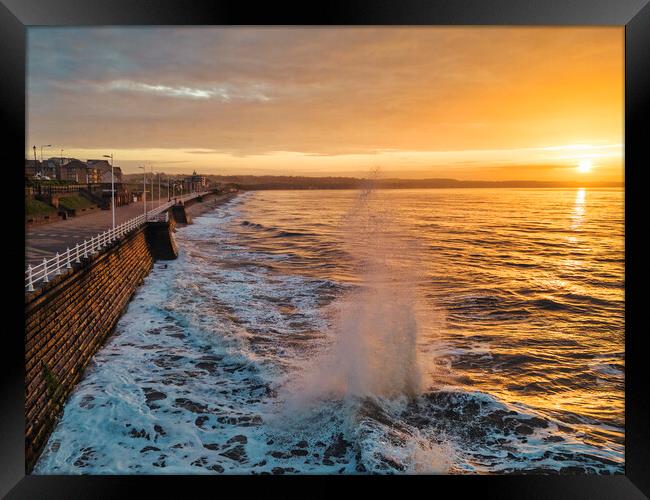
[292,181,425,401]
[272,183,450,473]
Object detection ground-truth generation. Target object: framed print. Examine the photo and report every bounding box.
[1,0,648,498]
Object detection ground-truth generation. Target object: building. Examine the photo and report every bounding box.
[27,157,104,184]
[183,171,208,192]
[100,166,130,206]
[25,159,41,179]
[42,158,61,179]
[56,159,88,183]
[87,159,112,175]
[86,165,101,184]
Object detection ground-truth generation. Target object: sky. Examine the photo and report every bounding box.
[26,27,624,182]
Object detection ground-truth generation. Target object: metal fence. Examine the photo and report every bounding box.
[25,184,89,196]
[25,191,209,292]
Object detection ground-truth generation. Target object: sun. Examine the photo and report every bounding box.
[577,159,593,173]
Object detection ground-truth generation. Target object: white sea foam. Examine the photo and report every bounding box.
[34,189,624,475]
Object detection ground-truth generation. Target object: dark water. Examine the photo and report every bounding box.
[35,188,624,474]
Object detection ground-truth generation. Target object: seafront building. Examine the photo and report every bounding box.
[25,156,132,207]
[183,170,209,192]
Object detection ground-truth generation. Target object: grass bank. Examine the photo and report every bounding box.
[58,195,96,210]
[26,198,56,217]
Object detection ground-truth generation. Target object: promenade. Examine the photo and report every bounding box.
[25,199,169,267]
[25,192,237,268]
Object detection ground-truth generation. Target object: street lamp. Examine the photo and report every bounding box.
[150,164,154,209]
[39,144,52,162]
[138,166,146,219]
[103,154,115,229]
[58,149,64,180]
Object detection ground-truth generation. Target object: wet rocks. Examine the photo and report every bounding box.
[199,354,223,362]
[219,444,248,463]
[290,449,308,457]
[196,361,219,374]
[174,398,208,413]
[324,434,350,460]
[226,435,248,445]
[154,424,166,436]
[515,424,534,436]
[271,466,298,475]
[153,355,184,369]
[526,417,549,428]
[73,447,96,468]
[223,363,245,374]
[216,415,262,427]
[128,428,151,440]
[140,446,161,453]
[143,388,167,409]
[79,395,95,409]
[195,416,209,429]
[379,455,405,471]
[210,464,225,473]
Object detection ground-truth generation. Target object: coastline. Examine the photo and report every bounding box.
[184,191,239,219]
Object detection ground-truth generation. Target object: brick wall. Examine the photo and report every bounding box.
[24,221,176,472]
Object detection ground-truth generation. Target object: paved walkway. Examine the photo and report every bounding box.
[25,199,170,267]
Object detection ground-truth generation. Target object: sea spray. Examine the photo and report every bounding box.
[263,183,456,472]
[288,184,425,400]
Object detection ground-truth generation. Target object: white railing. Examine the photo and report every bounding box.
[25,191,210,291]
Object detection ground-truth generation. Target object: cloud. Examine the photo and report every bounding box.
[97,80,271,101]
[26,27,623,175]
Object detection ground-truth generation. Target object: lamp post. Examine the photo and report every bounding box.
[150,164,154,209]
[58,149,64,180]
[39,144,51,162]
[138,166,146,219]
[103,154,115,229]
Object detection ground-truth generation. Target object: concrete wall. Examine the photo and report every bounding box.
[170,203,191,224]
[24,220,177,472]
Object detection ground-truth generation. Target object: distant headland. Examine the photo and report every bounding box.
[150,174,623,191]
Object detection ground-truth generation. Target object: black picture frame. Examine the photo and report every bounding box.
[2,0,648,497]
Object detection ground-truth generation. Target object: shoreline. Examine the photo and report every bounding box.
[183,191,239,219]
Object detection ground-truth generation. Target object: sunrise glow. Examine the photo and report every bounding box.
[26,27,624,182]
[577,159,593,173]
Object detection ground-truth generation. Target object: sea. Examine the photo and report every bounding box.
[34,187,625,474]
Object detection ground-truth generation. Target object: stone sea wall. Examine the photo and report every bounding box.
[24,220,177,472]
